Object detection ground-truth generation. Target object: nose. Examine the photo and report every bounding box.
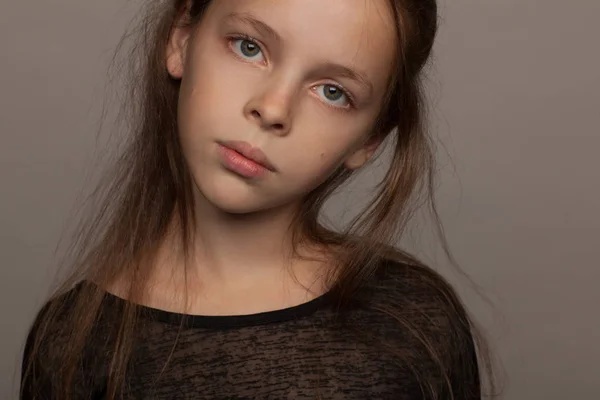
[243,87,293,136]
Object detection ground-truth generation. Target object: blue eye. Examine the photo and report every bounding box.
[315,84,351,107]
[231,38,265,62]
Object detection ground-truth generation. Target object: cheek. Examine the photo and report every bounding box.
[277,136,356,192]
[178,40,250,138]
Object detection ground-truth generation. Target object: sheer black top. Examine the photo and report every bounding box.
[21,260,480,399]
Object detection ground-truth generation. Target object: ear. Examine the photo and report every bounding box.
[343,133,384,170]
[166,5,193,79]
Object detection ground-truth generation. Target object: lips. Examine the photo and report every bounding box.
[218,140,276,172]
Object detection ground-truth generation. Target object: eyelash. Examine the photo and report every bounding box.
[226,33,356,110]
[228,33,266,62]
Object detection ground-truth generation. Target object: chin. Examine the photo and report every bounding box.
[193,169,282,215]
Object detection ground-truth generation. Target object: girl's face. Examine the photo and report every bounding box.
[167,0,396,214]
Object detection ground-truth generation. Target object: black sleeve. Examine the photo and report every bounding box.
[375,260,484,400]
[450,329,482,400]
[20,284,108,400]
[20,305,53,400]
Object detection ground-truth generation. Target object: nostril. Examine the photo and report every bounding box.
[251,110,261,118]
[273,123,284,130]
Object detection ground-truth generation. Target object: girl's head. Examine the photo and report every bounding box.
[169,0,398,215]
[121,0,438,258]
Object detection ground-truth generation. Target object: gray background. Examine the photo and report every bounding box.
[1,0,599,398]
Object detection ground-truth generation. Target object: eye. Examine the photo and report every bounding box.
[230,37,265,62]
[314,84,352,108]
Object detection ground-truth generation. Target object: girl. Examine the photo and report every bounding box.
[21,0,494,399]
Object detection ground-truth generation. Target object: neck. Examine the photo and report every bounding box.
[193,194,300,281]
[155,191,330,291]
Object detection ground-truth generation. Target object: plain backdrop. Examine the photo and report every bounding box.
[1,0,599,399]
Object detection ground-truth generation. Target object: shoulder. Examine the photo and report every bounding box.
[372,257,471,319]
[21,282,114,398]
[22,282,93,364]
[23,281,117,359]
[347,256,482,399]
[355,257,474,332]
[21,283,82,398]
[23,282,84,353]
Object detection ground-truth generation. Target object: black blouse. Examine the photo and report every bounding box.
[21,260,481,399]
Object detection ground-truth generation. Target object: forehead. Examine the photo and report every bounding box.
[207,0,398,89]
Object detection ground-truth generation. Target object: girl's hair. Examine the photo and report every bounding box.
[22,0,497,399]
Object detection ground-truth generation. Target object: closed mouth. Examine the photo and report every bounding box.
[218,140,277,172]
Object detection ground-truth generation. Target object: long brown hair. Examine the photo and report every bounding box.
[22,0,497,399]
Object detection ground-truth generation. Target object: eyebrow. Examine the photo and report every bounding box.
[224,12,282,44]
[224,12,374,96]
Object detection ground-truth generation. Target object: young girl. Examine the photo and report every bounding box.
[21,0,493,398]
